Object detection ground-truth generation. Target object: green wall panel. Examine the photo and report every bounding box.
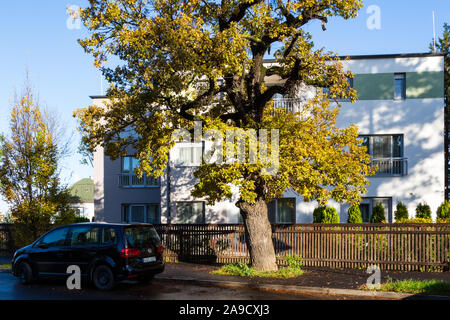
[353,73,394,100]
[405,71,444,99]
[353,72,444,100]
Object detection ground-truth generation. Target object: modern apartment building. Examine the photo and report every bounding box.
[92,52,446,224]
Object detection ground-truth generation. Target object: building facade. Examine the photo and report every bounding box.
[92,53,446,224]
[69,178,95,221]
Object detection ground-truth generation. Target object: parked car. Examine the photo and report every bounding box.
[11,222,164,290]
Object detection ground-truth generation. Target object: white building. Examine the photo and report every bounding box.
[69,178,95,221]
[92,53,446,224]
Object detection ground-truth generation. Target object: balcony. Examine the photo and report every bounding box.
[370,158,408,176]
[273,98,302,113]
[118,173,160,188]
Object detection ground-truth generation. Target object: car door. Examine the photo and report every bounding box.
[66,225,100,276]
[30,227,71,276]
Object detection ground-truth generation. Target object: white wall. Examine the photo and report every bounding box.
[337,98,445,220]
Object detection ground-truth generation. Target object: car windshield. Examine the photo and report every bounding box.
[124,226,160,249]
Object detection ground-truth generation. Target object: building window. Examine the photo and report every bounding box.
[119,156,160,187]
[276,198,296,223]
[174,142,203,167]
[394,73,406,100]
[360,135,407,176]
[122,204,160,224]
[359,198,392,223]
[238,198,296,224]
[176,201,205,224]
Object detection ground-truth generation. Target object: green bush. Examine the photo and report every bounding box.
[220,262,255,277]
[347,205,362,223]
[436,201,450,220]
[396,218,433,224]
[415,202,431,219]
[394,202,409,221]
[370,203,385,223]
[73,216,91,223]
[313,206,339,223]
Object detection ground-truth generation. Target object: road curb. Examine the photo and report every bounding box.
[154,276,450,300]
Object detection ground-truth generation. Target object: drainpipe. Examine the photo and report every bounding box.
[166,153,171,224]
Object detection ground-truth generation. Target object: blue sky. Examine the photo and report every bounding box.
[0,0,449,214]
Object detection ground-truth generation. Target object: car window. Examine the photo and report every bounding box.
[124,226,160,248]
[69,226,99,246]
[38,228,69,248]
[101,227,117,245]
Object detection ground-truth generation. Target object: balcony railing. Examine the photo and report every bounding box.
[370,158,408,176]
[118,173,160,187]
[273,98,302,113]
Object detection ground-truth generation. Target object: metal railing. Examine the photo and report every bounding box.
[371,158,408,176]
[273,98,302,113]
[118,173,160,187]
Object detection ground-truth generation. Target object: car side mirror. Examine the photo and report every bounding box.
[36,243,48,249]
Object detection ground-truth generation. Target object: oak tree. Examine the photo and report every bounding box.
[75,0,373,271]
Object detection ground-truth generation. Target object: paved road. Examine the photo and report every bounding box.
[0,272,372,300]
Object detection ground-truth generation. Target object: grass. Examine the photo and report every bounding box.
[0,263,11,270]
[211,255,304,279]
[361,278,450,296]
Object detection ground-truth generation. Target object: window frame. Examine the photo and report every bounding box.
[122,203,161,224]
[175,201,206,224]
[359,134,406,176]
[359,197,393,223]
[394,73,406,100]
[174,142,205,167]
[119,155,160,188]
[239,198,296,224]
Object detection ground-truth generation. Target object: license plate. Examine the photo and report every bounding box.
[143,256,156,263]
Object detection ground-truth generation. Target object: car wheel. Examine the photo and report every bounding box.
[138,274,155,284]
[92,265,115,291]
[18,262,34,285]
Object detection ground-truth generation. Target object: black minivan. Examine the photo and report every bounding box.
[11,222,164,290]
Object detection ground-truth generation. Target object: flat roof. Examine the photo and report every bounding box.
[90,52,445,99]
[263,52,445,63]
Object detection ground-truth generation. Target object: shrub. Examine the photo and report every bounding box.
[396,218,433,224]
[220,262,255,277]
[394,202,409,221]
[73,216,90,223]
[285,254,304,270]
[415,202,432,219]
[436,201,450,220]
[313,206,339,223]
[347,205,362,223]
[370,203,385,223]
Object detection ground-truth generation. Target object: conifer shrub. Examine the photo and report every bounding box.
[370,203,386,223]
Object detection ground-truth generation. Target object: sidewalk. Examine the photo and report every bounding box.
[155,262,450,299]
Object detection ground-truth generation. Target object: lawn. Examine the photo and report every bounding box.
[361,278,450,296]
[0,263,11,270]
[211,255,304,279]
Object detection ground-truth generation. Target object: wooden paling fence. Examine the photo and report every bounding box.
[153,223,450,271]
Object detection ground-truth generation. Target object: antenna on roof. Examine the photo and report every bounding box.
[432,11,437,53]
[100,74,104,96]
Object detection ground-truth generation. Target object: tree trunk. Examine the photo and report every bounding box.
[239,198,278,271]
